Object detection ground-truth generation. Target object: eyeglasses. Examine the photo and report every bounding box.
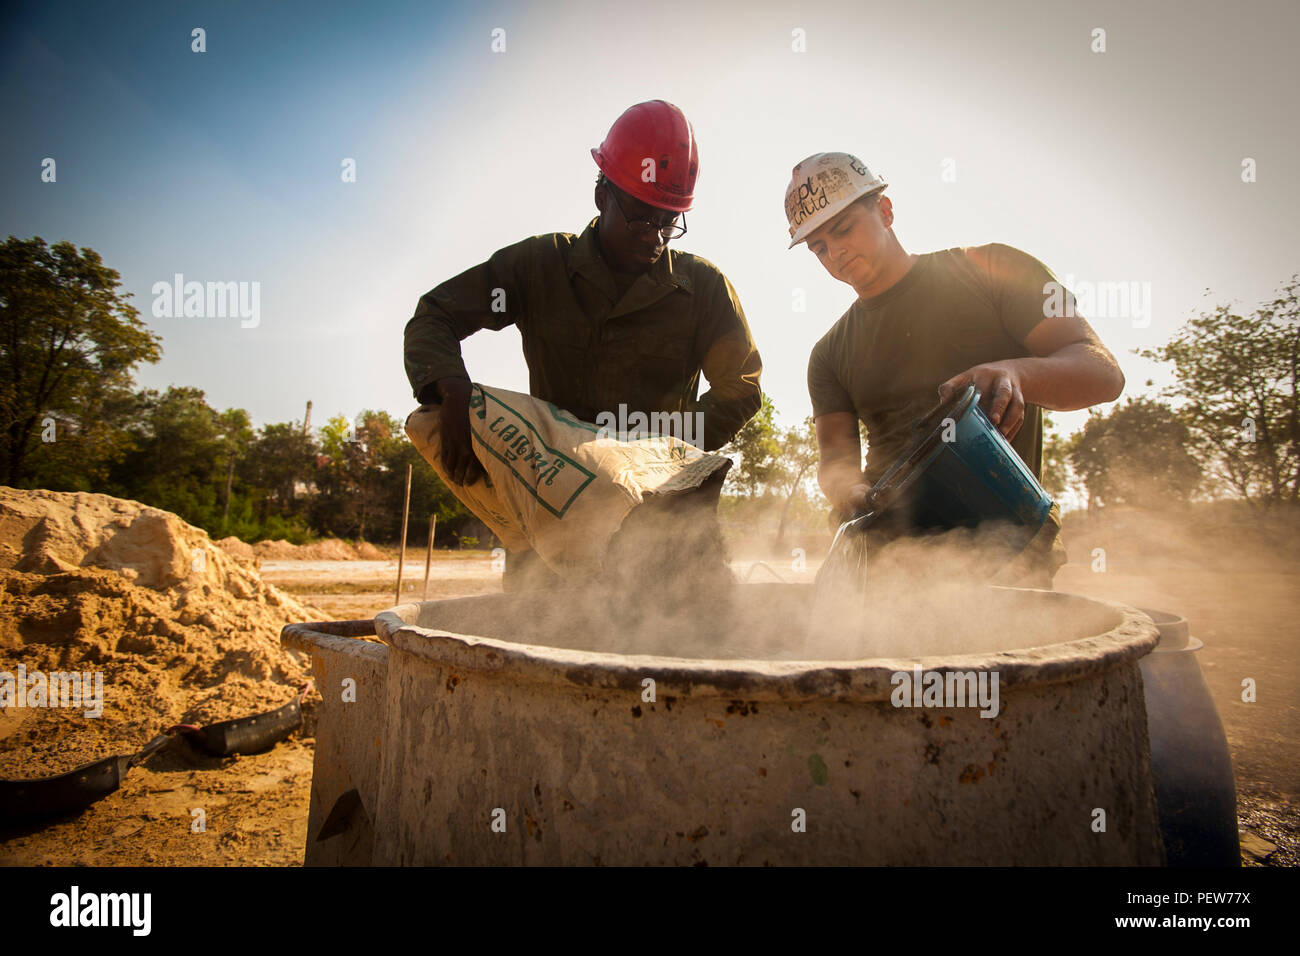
[604,180,687,240]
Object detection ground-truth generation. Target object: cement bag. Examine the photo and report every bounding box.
[405,384,732,578]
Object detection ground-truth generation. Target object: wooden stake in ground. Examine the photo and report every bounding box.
[395,463,412,605]
[423,514,436,601]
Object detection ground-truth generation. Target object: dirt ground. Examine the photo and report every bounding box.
[261,551,505,621]
[1053,511,1299,868]
[0,738,315,866]
[2,514,1294,867]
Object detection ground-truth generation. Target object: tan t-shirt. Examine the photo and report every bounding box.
[807,242,1066,582]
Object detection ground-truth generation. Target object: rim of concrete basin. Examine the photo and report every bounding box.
[372,589,1159,704]
[281,619,388,659]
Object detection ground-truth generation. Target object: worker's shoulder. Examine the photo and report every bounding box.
[943,241,1050,275]
[666,248,737,288]
[495,230,581,256]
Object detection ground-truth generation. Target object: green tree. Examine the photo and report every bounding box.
[23,386,141,492]
[721,393,782,496]
[313,410,473,544]
[1069,398,1202,510]
[1139,276,1299,505]
[380,440,474,547]
[110,387,254,533]
[315,410,408,540]
[771,416,821,545]
[245,421,320,523]
[1040,411,1080,499]
[0,236,161,485]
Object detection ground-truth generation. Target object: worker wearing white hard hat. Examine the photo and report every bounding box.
[784,152,887,248]
[787,151,1125,585]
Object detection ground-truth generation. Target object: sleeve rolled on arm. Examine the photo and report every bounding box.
[693,271,763,451]
[403,238,534,403]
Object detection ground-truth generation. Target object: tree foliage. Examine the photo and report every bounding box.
[1139,276,1299,505]
[721,393,781,496]
[1070,397,1202,510]
[2,235,476,543]
[111,387,255,526]
[1040,411,1080,499]
[0,236,161,485]
[771,416,821,543]
[246,422,319,519]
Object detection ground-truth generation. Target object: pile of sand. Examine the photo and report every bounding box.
[294,538,356,560]
[218,537,392,562]
[0,488,319,777]
[250,539,307,560]
[215,536,257,562]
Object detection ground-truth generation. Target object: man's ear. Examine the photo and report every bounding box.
[878,194,894,226]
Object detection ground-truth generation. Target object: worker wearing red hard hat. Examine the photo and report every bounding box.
[788,152,1125,585]
[404,101,762,585]
[589,99,698,215]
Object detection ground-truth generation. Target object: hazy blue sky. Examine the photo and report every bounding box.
[4,0,1297,452]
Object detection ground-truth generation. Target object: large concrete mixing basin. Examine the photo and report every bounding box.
[285,584,1164,865]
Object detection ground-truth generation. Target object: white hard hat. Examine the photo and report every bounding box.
[784,152,887,248]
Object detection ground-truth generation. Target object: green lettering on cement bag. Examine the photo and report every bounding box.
[472,390,596,518]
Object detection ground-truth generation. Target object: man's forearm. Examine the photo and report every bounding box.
[1003,342,1124,411]
[416,374,472,406]
[695,328,763,450]
[818,457,867,514]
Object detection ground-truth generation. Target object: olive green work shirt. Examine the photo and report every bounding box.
[403,219,763,452]
[807,243,1067,581]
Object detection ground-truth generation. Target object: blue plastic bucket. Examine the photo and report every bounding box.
[856,384,1053,543]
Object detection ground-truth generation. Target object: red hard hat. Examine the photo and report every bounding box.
[591,100,699,213]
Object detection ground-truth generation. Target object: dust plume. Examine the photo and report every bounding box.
[805,521,1099,660]
[413,502,1118,663]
